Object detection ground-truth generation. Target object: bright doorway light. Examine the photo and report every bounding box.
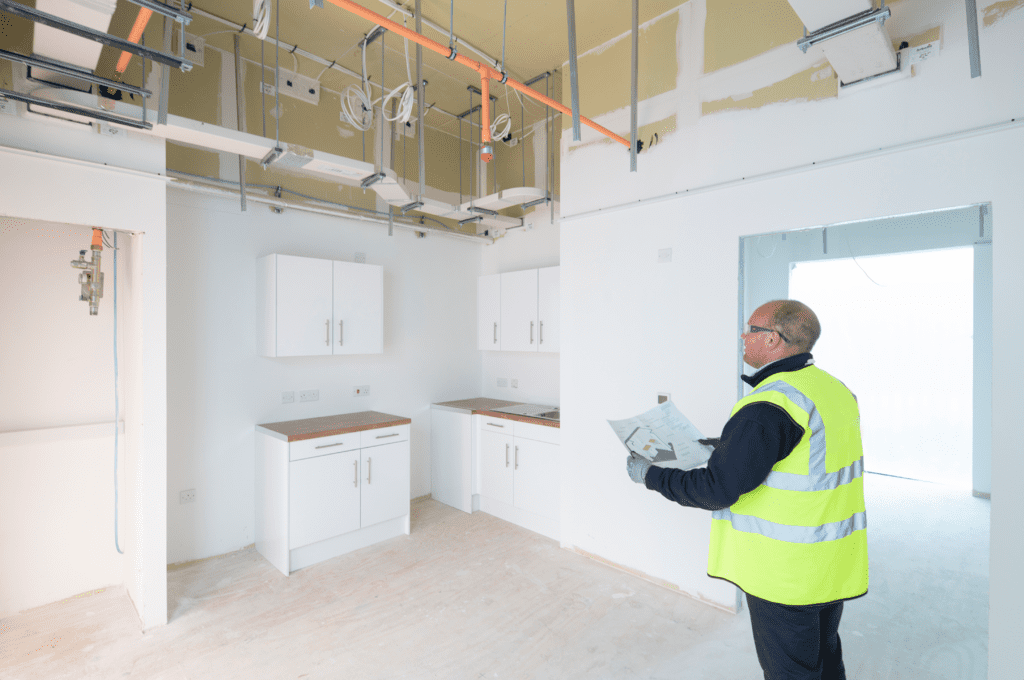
[789,247,974,487]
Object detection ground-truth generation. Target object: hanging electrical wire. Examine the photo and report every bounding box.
[340,41,374,131]
[492,0,512,142]
[253,0,271,41]
[381,17,415,125]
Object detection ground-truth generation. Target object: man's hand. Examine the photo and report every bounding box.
[626,453,652,484]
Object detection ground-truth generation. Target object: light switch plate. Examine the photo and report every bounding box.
[282,391,295,404]
[658,248,672,263]
[511,379,518,388]
[497,378,508,387]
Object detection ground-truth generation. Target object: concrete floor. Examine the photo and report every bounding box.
[0,474,989,680]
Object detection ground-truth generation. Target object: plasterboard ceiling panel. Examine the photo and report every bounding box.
[786,0,873,32]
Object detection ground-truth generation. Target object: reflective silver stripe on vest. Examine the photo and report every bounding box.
[763,457,864,492]
[712,508,867,544]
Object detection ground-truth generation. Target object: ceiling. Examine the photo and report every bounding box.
[182,0,687,136]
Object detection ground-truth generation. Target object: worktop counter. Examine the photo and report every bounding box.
[432,399,558,428]
[256,410,411,443]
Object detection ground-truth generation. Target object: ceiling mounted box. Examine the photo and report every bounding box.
[786,0,872,33]
[820,20,898,85]
[33,0,117,72]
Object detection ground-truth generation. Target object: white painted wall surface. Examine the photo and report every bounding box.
[560,127,1024,670]
[0,116,167,629]
[165,188,481,565]
[478,217,560,406]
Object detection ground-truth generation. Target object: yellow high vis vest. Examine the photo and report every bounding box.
[707,365,868,605]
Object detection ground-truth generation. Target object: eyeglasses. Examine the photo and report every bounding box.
[748,325,790,343]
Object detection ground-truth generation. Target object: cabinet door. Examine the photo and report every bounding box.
[513,438,560,521]
[289,450,361,549]
[478,429,514,506]
[478,274,501,350]
[431,408,472,512]
[500,269,539,352]
[276,255,333,357]
[537,266,560,354]
[334,261,384,355]
[360,440,410,528]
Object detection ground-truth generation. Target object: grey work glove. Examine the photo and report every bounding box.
[698,438,720,448]
[626,453,652,484]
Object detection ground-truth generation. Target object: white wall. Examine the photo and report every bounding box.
[165,189,482,564]
[557,0,1024,673]
[479,217,561,406]
[0,117,167,629]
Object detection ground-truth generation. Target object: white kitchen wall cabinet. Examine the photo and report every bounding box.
[500,269,539,352]
[473,416,560,541]
[255,413,411,575]
[477,273,502,350]
[478,267,559,353]
[537,266,560,353]
[257,254,383,357]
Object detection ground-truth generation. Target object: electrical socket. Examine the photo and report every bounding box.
[183,33,205,67]
[262,68,320,105]
[496,378,508,388]
[282,391,295,404]
[511,379,518,388]
[0,98,16,116]
[658,248,672,263]
[353,385,370,396]
[299,390,319,402]
[180,489,195,504]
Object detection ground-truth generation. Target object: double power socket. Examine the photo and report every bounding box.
[281,387,370,403]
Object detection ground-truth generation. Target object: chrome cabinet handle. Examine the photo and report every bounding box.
[515,445,519,469]
[493,321,497,344]
[325,319,330,346]
[367,457,372,484]
[530,321,534,344]
[487,422,505,428]
[376,433,399,439]
[315,441,351,449]
[540,321,544,344]
[338,320,343,346]
[505,443,509,467]
[353,460,358,487]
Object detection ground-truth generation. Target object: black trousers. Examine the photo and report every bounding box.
[745,592,846,680]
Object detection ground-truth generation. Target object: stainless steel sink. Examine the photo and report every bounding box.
[491,404,560,422]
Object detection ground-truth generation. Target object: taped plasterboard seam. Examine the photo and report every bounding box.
[566,4,685,63]
[560,116,1024,222]
[565,89,678,147]
[698,41,829,103]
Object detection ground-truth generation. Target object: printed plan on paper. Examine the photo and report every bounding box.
[608,401,713,471]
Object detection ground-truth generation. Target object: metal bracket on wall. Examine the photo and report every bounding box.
[400,201,423,214]
[0,87,154,129]
[360,171,386,189]
[796,6,891,53]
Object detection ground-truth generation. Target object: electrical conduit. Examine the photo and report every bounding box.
[322,0,630,160]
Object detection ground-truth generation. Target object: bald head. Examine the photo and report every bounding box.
[763,300,821,354]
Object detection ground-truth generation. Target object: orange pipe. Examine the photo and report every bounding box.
[116,7,154,73]
[91,228,104,250]
[323,0,630,151]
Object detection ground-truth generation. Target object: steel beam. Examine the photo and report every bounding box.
[234,34,247,212]
[416,0,425,201]
[566,0,581,141]
[0,49,149,97]
[0,87,153,129]
[965,0,982,78]
[630,0,638,172]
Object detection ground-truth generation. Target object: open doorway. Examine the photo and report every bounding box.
[739,205,992,679]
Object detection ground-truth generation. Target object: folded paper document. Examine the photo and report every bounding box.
[608,400,713,471]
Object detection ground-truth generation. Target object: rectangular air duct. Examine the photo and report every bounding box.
[32,0,118,88]
[790,1,899,87]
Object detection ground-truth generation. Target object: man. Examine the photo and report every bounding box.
[626,300,867,680]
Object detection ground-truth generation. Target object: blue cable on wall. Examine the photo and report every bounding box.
[114,230,123,555]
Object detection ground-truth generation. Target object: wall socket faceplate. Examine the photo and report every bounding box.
[180,489,195,504]
[353,385,370,396]
[183,33,205,67]
[496,378,508,387]
[511,379,518,388]
[261,68,320,105]
[299,390,319,402]
[282,391,295,403]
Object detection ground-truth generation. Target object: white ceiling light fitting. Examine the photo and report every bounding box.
[792,2,900,88]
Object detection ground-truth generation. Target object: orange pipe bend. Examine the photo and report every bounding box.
[116,7,154,73]
[323,0,630,151]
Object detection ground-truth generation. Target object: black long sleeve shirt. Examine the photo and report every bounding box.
[644,354,814,511]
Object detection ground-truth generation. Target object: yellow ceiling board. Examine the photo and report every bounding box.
[0,2,33,55]
[984,0,1024,27]
[701,60,835,115]
[704,0,804,73]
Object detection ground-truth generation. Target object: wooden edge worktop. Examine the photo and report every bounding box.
[256,411,412,442]
[472,410,560,429]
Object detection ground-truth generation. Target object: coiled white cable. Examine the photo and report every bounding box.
[382,82,415,123]
[341,43,374,131]
[490,112,511,140]
[253,0,270,41]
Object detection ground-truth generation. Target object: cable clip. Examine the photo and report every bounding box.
[447,45,458,60]
[499,71,508,84]
[290,44,299,54]
[239,22,247,33]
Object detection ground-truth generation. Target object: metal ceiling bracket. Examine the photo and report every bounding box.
[566,0,581,142]
[796,6,890,53]
[400,201,423,214]
[416,0,425,202]
[0,0,193,71]
[234,34,247,212]
[447,45,458,60]
[0,49,150,98]
[524,72,551,87]
[126,0,191,25]
[0,87,153,129]
[965,0,982,78]
[158,15,171,125]
[522,197,549,209]
[470,206,498,216]
[630,0,638,172]
[459,215,484,226]
[363,25,386,47]
[360,171,386,188]
[260,147,284,168]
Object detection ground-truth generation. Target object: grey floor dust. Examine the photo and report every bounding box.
[0,475,989,679]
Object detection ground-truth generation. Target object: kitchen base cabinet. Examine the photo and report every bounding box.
[256,422,410,576]
[473,417,560,542]
[430,407,473,512]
